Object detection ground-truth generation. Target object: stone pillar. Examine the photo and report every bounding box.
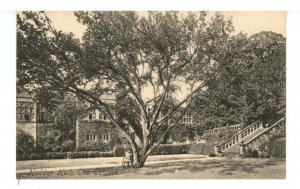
[214,142,219,155]
[31,100,37,147]
[259,121,263,128]
[238,127,242,142]
[240,141,245,157]
[75,118,79,149]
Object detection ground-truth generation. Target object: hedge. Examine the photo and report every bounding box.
[270,137,286,158]
[18,143,210,161]
[242,137,286,158]
[26,151,115,160]
[188,143,214,155]
[150,144,191,155]
[114,145,126,157]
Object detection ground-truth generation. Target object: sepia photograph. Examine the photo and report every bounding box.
[16,11,286,179]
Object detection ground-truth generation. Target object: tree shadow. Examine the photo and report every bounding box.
[16,158,285,179]
[138,158,285,177]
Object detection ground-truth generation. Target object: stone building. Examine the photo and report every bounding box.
[16,90,47,146]
[16,90,141,151]
[75,91,141,150]
[17,90,241,151]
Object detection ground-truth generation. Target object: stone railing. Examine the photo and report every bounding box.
[242,117,285,149]
[214,121,261,154]
[203,123,241,135]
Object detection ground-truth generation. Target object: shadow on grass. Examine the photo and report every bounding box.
[16,158,285,179]
[139,158,285,177]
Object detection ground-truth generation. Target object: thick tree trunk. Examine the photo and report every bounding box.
[129,117,151,168]
[132,148,148,168]
[131,144,150,168]
[138,154,148,167]
[132,152,149,168]
[132,149,140,167]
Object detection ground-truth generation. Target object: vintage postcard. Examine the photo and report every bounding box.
[16,11,286,179]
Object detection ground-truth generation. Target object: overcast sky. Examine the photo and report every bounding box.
[46,11,286,40]
[44,11,286,101]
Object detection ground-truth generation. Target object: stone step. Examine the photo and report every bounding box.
[221,128,267,157]
[222,145,240,157]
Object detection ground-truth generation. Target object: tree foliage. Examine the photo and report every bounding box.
[17,11,285,167]
[192,31,285,127]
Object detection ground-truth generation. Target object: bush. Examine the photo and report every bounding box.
[27,150,115,160]
[270,137,286,158]
[67,151,114,159]
[252,150,259,158]
[202,133,218,144]
[45,152,67,159]
[201,129,237,145]
[259,151,270,158]
[209,153,216,157]
[188,143,214,155]
[258,135,286,158]
[61,139,74,152]
[114,145,126,157]
[244,148,259,158]
[151,144,191,155]
[76,141,114,151]
[30,153,45,160]
[17,129,35,161]
[168,124,201,143]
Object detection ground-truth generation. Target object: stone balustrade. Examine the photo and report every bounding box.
[242,117,285,149]
[203,123,242,135]
[214,121,260,155]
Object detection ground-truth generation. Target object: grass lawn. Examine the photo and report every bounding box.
[16,156,285,179]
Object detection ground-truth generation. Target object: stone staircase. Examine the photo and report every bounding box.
[221,145,240,157]
[221,127,266,156]
[215,117,285,157]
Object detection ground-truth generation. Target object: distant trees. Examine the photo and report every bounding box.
[192,31,286,127]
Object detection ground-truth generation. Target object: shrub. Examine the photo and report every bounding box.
[188,143,214,155]
[201,130,237,145]
[244,148,259,158]
[76,141,114,151]
[28,150,115,160]
[270,137,286,158]
[114,145,126,157]
[17,129,35,161]
[259,151,270,158]
[251,150,259,158]
[61,139,74,152]
[202,133,218,144]
[45,152,67,159]
[258,135,286,158]
[168,124,200,143]
[67,151,114,159]
[151,144,191,155]
[30,153,45,160]
[209,153,216,157]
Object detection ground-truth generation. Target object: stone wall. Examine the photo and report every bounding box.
[17,122,53,148]
[76,120,121,151]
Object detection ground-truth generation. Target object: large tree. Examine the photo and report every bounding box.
[192,31,286,127]
[17,11,237,167]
